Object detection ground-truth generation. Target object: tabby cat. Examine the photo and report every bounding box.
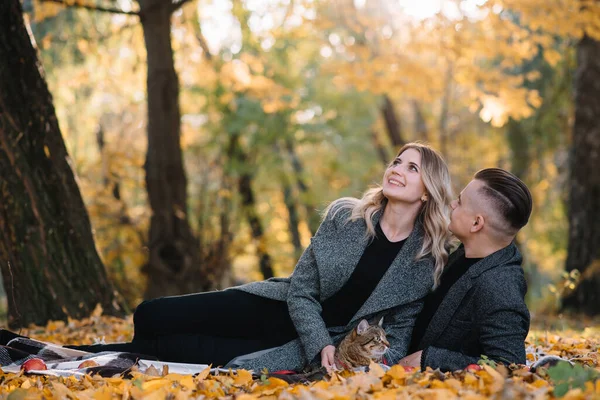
[334,318,389,370]
[268,318,389,383]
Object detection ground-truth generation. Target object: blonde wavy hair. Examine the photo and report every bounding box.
[326,143,454,288]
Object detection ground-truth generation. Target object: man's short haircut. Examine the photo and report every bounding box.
[474,168,533,232]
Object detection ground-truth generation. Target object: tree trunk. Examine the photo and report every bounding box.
[370,129,390,165]
[381,94,404,148]
[412,100,429,141]
[282,178,303,258]
[284,137,320,235]
[228,135,274,280]
[239,171,275,279]
[139,1,201,298]
[506,118,531,180]
[562,34,600,315]
[274,142,304,257]
[0,0,123,328]
[439,64,453,157]
[505,117,535,294]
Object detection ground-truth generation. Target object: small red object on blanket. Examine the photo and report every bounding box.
[78,360,100,368]
[271,370,297,375]
[21,358,47,372]
[465,364,482,372]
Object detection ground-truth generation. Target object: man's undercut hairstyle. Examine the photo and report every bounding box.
[474,168,532,234]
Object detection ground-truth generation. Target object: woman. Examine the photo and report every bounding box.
[61,143,453,372]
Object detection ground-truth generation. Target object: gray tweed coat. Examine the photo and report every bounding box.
[226,205,435,372]
[415,243,530,371]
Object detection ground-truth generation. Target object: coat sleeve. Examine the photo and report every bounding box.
[382,299,425,365]
[286,210,340,363]
[422,265,530,371]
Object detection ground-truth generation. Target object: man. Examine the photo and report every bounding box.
[399,168,532,371]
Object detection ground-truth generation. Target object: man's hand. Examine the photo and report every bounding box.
[398,350,423,368]
[321,345,336,372]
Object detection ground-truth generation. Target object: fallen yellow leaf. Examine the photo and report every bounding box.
[233,369,253,386]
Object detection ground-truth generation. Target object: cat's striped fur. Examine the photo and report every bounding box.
[334,318,389,369]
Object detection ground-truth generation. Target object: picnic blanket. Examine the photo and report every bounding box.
[0,337,394,383]
[0,337,230,378]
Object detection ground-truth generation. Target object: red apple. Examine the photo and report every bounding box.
[21,358,47,372]
[78,360,99,368]
[465,364,482,372]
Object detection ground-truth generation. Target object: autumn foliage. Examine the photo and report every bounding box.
[0,312,596,399]
[1,1,600,397]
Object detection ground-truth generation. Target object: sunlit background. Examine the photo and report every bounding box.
[6,0,596,319]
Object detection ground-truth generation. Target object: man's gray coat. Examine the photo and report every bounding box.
[227,205,435,372]
[415,243,530,371]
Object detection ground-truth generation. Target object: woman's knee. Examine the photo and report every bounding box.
[133,299,161,336]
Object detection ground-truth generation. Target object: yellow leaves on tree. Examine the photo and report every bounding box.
[31,0,63,23]
[310,0,600,127]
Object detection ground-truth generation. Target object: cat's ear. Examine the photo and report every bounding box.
[378,316,384,327]
[356,319,370,335]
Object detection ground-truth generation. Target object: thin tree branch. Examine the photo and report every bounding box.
[190,5,213,61]
[277,0,294,29]
[195,30,212,61]
[39,0,139,16]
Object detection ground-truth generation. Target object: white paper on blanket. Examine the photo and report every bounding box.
[1,337,240,378]
[23,360,230,378]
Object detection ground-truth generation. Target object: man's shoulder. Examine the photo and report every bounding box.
[477,262,525,283]
[473,262,527,303]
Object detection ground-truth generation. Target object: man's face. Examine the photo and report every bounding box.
[448,179,485,240]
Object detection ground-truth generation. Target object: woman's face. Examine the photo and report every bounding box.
[382,148,427,205]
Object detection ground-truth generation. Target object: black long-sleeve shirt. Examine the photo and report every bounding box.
[321,223,406,327]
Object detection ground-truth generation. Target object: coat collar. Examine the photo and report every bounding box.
[418,242,522,349]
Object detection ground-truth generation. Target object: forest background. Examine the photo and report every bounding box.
[1,0,599,329]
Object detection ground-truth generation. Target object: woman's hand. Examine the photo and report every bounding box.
[321,345,336,372]
[398,350,422,368]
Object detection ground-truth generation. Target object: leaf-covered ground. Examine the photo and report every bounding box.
[2,310,599,400]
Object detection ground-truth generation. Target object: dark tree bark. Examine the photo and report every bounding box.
[282,175,303,258]
[227,135,274,280]
[562,34,600,315]
[239,172,275,279]
[506,118,531,182]
[412,100,429,141]
[195,163,234,290]
[505,117,532,288]
[27,0,206,297]
[0,0,123,328]
[275,141,308,254]
[188,7,234,291]
[139,0,201,298]
[381,94,405,148]
[284,137,321,236]
[370,129,389,165]
[438,65,453,157]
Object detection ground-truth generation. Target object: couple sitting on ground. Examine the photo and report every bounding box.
[2,142,532,374]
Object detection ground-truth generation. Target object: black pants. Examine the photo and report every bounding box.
[72,290,299,366]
